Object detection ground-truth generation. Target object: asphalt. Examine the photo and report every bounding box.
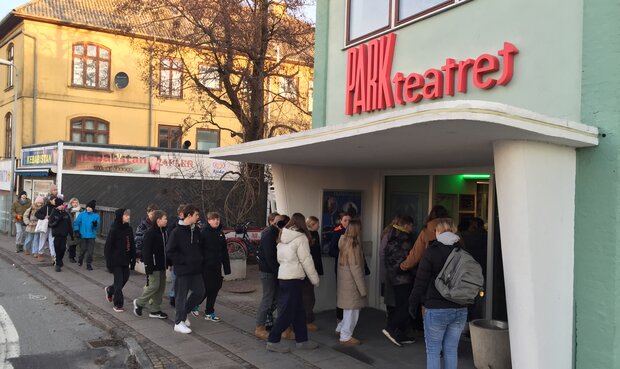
[0,233,476,368]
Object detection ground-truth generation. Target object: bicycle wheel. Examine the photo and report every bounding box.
[226,239,247,260]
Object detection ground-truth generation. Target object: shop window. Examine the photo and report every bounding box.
[347,0,391,44]
[4,113,11,158]
[71,117,109,144]
[158,125,182,148]
[72,42,111,89]
[6,43,14,88]
[160,58,183,98]
[196,128,220,150]
[198,65,221,90]
[396,0,455,24]
[279,77,298,100]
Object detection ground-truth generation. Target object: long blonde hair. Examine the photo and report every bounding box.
[339,219,363,266]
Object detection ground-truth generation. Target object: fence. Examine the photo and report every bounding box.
[93,205,118,238]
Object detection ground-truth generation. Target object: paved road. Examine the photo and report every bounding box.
[0,256,131,369]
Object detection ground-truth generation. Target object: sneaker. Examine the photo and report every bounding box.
[295,341,319,350]
[69,257,76,263]
[169,296,175,307]
[266,342,290,353]
[191,308,200,318]
[382,328,403,347]
[149,311,168,319]
[86,264,93,271]
[184,318,191,327]
[399,335,417,344]
[104,287,113,303]
[78,260,83,267]
[340,337,361,347]
[133,299,143,317]
[204,313,221,322]
[113,306,124,313]
[174,322,192,334]
[54,265,61,272]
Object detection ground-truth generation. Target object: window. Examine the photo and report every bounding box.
[71,117,109,144]
[4,113,11,158]
[196,129,220,150]
[279,77,298,100]
[198,65,221,90]
[72,43,111,89]
[158,125,182,148]
[346,0,467,45]
[160,58,183,98]
[6,43,14,88]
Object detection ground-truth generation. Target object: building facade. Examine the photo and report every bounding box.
[211,0,618,368]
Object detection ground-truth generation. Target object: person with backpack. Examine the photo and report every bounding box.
[409,218,470,369]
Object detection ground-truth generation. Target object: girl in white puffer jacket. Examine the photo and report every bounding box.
[266,213,320,353]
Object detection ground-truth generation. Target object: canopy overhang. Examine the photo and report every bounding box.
[210,101,599,169]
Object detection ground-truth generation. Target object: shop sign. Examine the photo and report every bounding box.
[0,160,11,191]
[62,149,238,180]
[345,34,519,115]
[21,147,58,166]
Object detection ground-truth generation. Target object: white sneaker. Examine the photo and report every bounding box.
[174,322,192,334]
[184,318,191,327]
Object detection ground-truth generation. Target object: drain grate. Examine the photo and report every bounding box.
[87,339,123,348]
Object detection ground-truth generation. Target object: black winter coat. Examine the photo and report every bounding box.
[384,228,414,286]
[134,217,152,258]
[104,208,136,269]
[166,223,204,276]
[142,226,168,274]
[48,208,74,238]
[201,225,231,275]
[258,225,279,274]
[309,231,324,276]
[410,239,465,310]
[35,202,54,220]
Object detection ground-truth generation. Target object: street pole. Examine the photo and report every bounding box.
[0,58,17,235]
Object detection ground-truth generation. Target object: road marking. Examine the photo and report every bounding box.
[0,305,19,369]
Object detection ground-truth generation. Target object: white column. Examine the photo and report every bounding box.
[493,140,575,369]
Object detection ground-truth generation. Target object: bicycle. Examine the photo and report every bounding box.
[224,221,262,264]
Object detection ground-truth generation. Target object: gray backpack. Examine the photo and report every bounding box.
[435,247,484,305]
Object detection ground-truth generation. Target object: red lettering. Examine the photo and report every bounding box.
[377,33,396,110]
[345,48,358,115]
[392,72,406,105]
[441,58,457,96]
[473,54,499,89]
[457,59,474,93]
[498,42,519,85]
[404,73,424,103]
[353,44,368,114]
[366,39,380,112]
[423,69,444,99]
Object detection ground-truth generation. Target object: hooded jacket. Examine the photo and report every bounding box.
[201,224,231,275]
[258,225,280,274]
[11,197,31,224]
[276,227,319,285]
[410,232,466,310]
[35,200,55,221]
[384,225,415,286]
[104,209,136,269]
[48,207,74,238]
[142,225,168,274]
[166,222,204,276]
[74,211,100,239]
[134,216,152,258]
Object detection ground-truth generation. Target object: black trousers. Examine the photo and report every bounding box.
[109,266,130,308]
[268,279,307,343]
[53,236,67,267]
[301,278,316,323]
[388,283,413,335]
[202,269,223,315]
[175,273,205,324]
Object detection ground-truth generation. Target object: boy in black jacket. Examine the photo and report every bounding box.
[198,212,231,322]
[166,205,205,334]
[133,210,169,319]
[104,209,136,312]
[48,198,74,272]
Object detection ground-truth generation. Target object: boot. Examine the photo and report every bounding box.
[255,325,269,341]
[306,323,319,332]
[24,251,31,256]
[37,254,45,262]
[281,326,295,340]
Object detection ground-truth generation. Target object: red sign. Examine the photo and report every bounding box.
[345,34,519,115]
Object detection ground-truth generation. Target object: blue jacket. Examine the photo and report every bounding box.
[74,211,100,239]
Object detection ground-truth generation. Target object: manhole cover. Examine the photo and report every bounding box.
[88,339,123,348]
[223,284,256,294]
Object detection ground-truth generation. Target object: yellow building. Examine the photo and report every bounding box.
[0,0,312,162]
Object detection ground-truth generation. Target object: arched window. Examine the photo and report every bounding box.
[72,42,111,89]
[6,43,14,88]
[4,113,12,158]
[70,117,109,144]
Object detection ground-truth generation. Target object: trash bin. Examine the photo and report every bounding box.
[469,319,512,369]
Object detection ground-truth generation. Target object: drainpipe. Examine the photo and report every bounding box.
[23,33,37,144]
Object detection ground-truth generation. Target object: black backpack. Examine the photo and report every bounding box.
[435,247,484,305]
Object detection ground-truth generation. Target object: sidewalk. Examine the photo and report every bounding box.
[0,234,475,368]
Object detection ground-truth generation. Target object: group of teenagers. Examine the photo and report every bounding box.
[11,185,101,272]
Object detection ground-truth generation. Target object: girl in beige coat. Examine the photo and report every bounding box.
[336,219,367,346]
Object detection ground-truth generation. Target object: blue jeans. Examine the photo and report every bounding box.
[424,307,468,369]
[24,232,40,254]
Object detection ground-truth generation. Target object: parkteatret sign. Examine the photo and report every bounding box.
[345,34,518,115]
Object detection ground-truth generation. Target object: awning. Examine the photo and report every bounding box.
[209,100,599,169]
[16,167,51,177]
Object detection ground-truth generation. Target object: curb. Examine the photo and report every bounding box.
[125,337,155,369]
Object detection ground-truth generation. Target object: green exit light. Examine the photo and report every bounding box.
[462,174,491,180]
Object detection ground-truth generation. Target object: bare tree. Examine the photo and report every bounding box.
[116,0,314,223]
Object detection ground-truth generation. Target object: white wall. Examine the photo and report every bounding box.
[271,164,382,311]
[493,140,575,369]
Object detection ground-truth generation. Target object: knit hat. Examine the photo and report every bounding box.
[55,198,64,207]
[18,190,27,198]
[86,200,96,210]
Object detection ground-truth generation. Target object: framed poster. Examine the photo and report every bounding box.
[321,190,362,252]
